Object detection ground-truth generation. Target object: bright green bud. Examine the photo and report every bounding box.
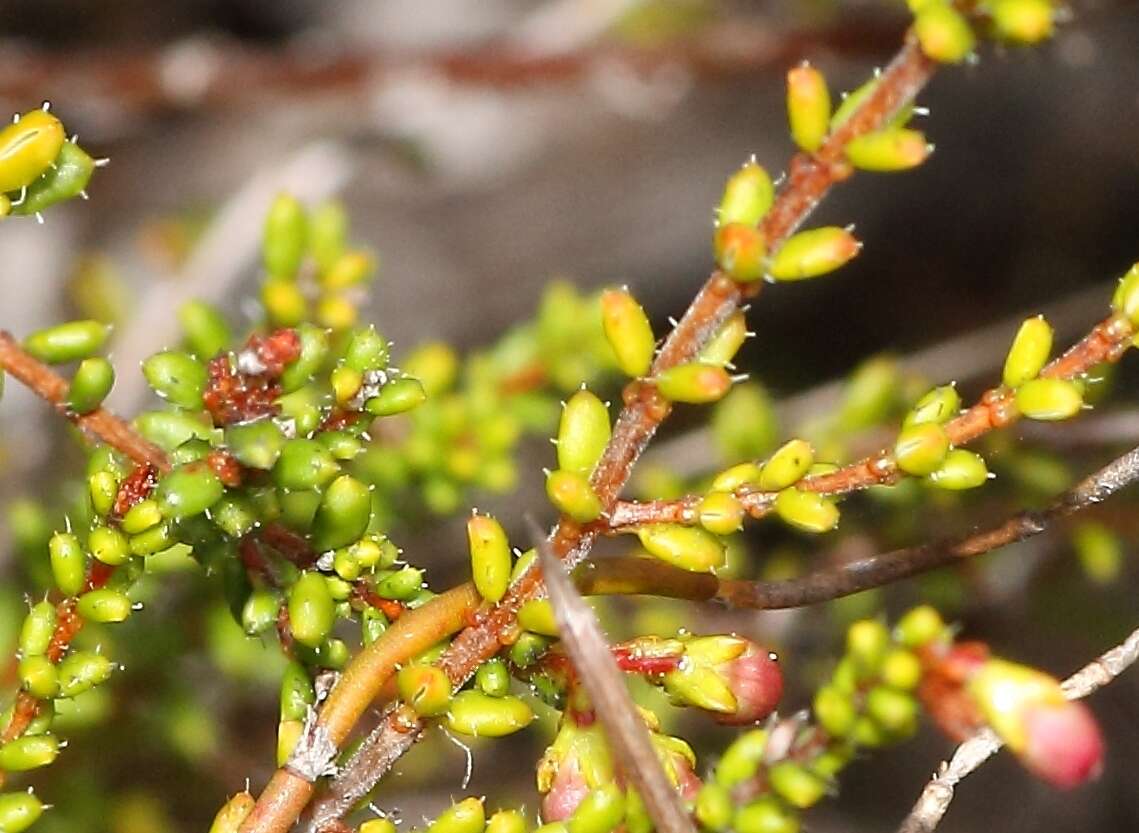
[0,791,44,833]
[263,193,307,278]
[178,300,231,359]
[927,448,989,490]
[135,410,214,451]
[428,800,486,833]
[718,161,774,227]
[656,363,732,404]
[376,566,424,600]
[769,226,860,281]
[18,655,58,699]
[446,691,534,737]
[157,463,224,520]
[569,784,626,833]
[915,3,976,63]
[839,356,900,430]
[209,792,255,833]
[847,619,890,674]
[508,631,550,668]
[894,422,950,475]
[345,326,389,372]
[322,250,375,290]
[486,810,527,833]
[786,64,831,153]
[312,474,372,551]
[831,76,914,131]
[1111,264,1139,325]
[1003,316,1053,388]
[546,469,603,523]
[1015,377,1083,421]
[142,350,207,409]
[866,686,918,735]
[774,488,839,533]
[716,729,767,787]
[128,519,173,555]
[558,390,611,476]
[331,365,362,405]
[768,762,827,809]
[713,223,767,283]
[697,491,745,535]
[0,109,64,191]
[89,471,119,517]
[24,319,110,365]
[403,342,458,396]
[468,515,512,604]
[280,661,315,721]
[20,602,56,657]
[990,0,1055,43]
[758,439,814,491]
[279,324,330,393]
[57,650,113,697]
[309,200,348,271]
[66,357,115,413]
[733,797,799,833]
[359,820,398,833]
[225,419,285,470]
[289,571,335,648]
[242,589,280,636]
[845,127,931,172]
[711,461,763,492]
[77,588,132,623]
[695,783,733,831]
[397,664,452,717]
[601,289,655,377]
[880,648,923,691]
[894,605,947,648]
[365,377,427,416]
[518,599,560,637]
[905,384,960,427]
[361,607,390,645]
[475,659,511,697]
[813,685,856,737]
[274,438,340,490]
[49,531,86,596]
[637,523,725,572]
[0,734,59,771]
[1072,521,1123,585]
[699,311,748,367]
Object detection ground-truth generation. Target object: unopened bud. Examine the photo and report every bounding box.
[546,469,603,523]
[558,390,611,476]
[758,439,814,491]
[468,515,512,604]
[713,223,766,283]
[769,227,861,281]
[786,64,831,153]
[656,363,732,404]
[1015,378,1083,421]
[717,162,775,228]
[914,3,976,63]
[601,289,655,378]
[1003,316,1053,388]
[845,128,931,172]
[774,488,839,533]
[637,524,726,573]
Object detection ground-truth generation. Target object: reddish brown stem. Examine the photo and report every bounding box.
[0,331,170,472]
[607,313,1135,531]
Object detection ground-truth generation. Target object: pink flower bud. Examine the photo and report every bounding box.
[542,756,593,822]
[714,644,784,726]
[1021,700,1104,789]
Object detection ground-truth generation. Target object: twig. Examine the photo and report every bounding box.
[0,330,170,471]
[896,625,1139,833]
[579,443,1139,608]
[608,312,1135,531]
[0,20,900,127]
[288,35,941,833]
[644,280,1116,480]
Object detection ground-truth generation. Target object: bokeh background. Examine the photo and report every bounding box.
[1,1,1139,831]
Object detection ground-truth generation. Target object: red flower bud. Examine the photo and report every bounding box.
[542,756,593,822]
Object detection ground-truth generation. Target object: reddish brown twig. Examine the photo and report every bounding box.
[0,20,900,126]
[288,34,940,833]
[578,442,1139,607]
[607,312,1135,531]
[0,331,170,472]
